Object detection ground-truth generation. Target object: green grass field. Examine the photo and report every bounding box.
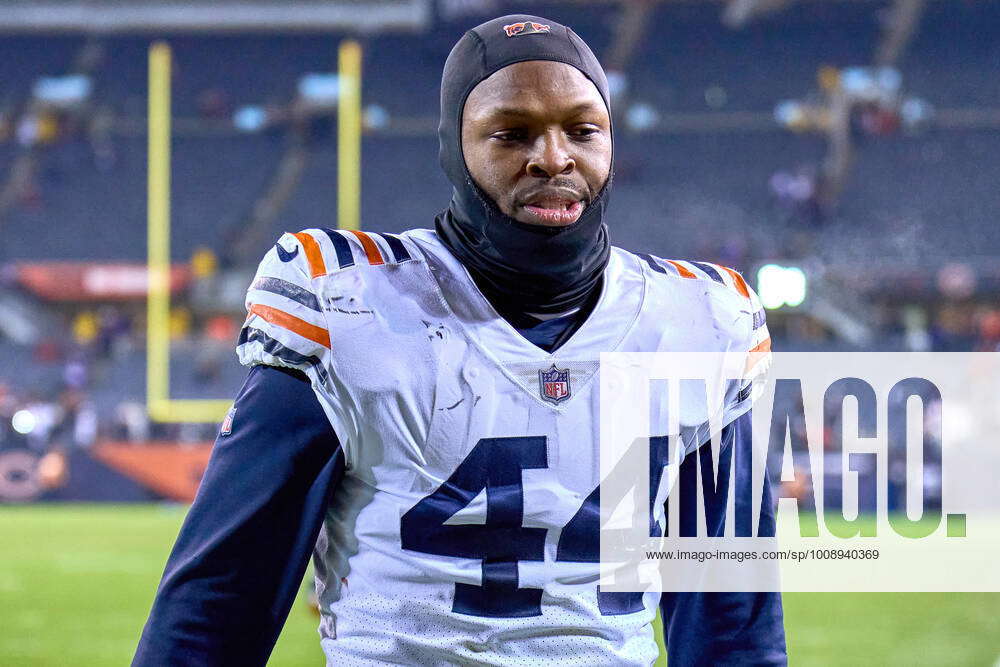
[2,505,998,666]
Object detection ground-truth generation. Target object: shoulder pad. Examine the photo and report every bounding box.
[270,228,417,279]
[636,254,755,301]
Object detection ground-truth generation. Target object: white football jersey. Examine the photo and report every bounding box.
[237,228,770,666]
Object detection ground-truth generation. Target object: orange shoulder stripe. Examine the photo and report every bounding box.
[666,260,697,279]
[721,266,751,298]
[749,337,771,355]
[745,336,772,373]
[249,303,330,349]
[349,230,385,266]
[292,231,327,278]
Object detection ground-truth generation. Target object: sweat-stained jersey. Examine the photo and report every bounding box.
[237,228,771,666]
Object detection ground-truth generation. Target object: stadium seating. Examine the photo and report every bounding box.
[0,35,83,101]
[1,1,997,264]
[2,0,1000,429]
[2,135,284,262]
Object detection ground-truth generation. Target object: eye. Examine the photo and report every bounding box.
[491,129,528,142]
[569,125,601,140]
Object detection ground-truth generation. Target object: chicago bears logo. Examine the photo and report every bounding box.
[539,364,571,404]
[503,21,551,38]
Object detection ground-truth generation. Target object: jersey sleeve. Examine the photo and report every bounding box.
[723,280,771,425]
[133,365,346,666]
[661,411,787,665]
[237,231,357,449]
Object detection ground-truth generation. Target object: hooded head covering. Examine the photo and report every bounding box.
[434,14,613,317]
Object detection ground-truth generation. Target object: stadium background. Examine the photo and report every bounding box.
[1,0,998,664]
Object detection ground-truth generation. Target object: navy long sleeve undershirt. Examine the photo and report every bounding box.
[659,412,787,666]
[133,365,345,666]
[133,362,784,665]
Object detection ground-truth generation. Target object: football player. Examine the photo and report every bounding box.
[134,15,784,666]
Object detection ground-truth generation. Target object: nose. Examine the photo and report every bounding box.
[526,130,574,178]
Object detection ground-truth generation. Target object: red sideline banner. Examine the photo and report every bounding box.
[14,262,192,301]
[92,441,212,502]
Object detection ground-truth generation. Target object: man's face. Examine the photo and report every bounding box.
[461,60,612,227]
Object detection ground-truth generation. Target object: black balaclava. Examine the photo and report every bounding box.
[435,14,613,318]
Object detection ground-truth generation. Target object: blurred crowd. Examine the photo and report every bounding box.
[0,298,242,455]
[2,294,998,457]
[774,300,1000,352]
[0,3,997,507]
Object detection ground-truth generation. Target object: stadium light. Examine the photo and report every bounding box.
[757,264,807,309]
[12,409,36,435]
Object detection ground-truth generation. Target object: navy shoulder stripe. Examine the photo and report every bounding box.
[689,261,725,284]
[374,232,412,263]
[736,383,753,403]
[320,228,355,269]
[238,328,329,384]
[251,277,321,312]
[637,253,667,274]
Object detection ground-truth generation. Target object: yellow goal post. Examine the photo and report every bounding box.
[146,39,362,423]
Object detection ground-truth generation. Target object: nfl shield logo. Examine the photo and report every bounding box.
[538,364,571,404]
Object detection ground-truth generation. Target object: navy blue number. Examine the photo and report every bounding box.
[400,436,548,617]
[402,435,664,618]
[555,436,670,615]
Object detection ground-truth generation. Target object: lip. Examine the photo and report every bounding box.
[519,196,586,225]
